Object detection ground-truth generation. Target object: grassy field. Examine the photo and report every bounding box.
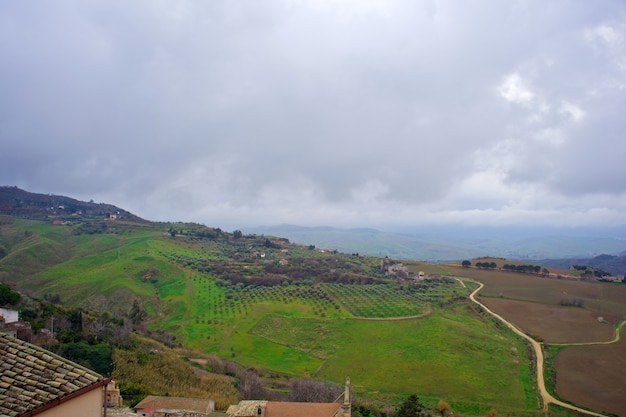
[174,300,535,415]
[315,307,534,415]
[149,270,536,415]
[5,218,605,415]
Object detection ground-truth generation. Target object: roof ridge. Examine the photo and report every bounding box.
[0,332,104,379]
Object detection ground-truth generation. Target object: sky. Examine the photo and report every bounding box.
[1,1,626,231]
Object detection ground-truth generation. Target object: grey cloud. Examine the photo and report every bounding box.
[1,0,625,228]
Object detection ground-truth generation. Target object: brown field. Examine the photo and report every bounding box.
[438,265,626,325]
[554,335,626,417]
[478,298,614,344]
[422,263,626,415]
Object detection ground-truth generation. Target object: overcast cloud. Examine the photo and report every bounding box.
[1,1,626,230]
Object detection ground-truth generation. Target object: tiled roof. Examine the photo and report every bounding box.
[0,332,106,417]
[135,396,215,413]
[266,402,342,417]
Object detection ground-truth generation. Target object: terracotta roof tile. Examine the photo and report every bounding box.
[0,332,105,416]
[135,395,216,413]
[266,402,342,417]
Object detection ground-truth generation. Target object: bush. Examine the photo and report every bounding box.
[55,342,113,376]
[0,283,20,305]
[118,382,153,407]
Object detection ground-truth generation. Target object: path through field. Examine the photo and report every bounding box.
[466,280,609,417]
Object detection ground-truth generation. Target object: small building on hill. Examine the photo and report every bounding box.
[0,308,32,341]
[0,307,19,323]
[0,332,110,417]
[0,318,32,342]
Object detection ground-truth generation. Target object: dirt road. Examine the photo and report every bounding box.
[467,280,608,417]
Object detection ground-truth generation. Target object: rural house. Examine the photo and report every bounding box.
[226,378,352,417]
[0,332,110,417]
[0,308,32,341]
[0,308,19,323]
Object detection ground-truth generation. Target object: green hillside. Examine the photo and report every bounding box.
[0,215,540,416]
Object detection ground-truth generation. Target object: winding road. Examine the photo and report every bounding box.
[465,280,610,417]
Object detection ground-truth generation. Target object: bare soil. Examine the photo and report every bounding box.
[479,297,614,344]
[440,266,626,323]
[444,267,626,416]
[554,336,626,417]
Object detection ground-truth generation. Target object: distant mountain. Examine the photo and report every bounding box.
[3,186,625,262]
[246,224,478,260]
[537,254,626,277]
[246,224,626,261]
[0,186,145,223]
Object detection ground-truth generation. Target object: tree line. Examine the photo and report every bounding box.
[461,260,549,276]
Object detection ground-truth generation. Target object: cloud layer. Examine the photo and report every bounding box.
[2,1,625,229]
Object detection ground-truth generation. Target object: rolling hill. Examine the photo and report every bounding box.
[0,185,145,222]
[2,187,624,416]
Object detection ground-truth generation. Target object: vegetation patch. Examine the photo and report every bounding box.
[8,217,611,415]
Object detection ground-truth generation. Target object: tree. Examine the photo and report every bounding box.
[86,316,111,341]
[237,369,265,399]
[130,299,147,324]
[233,230,243,239]
[67,308,83,331]
[395,394,431,417]
[0,283,21,305]
[461,260,471,268]
[288,378,342,403]
[435,400,451,417]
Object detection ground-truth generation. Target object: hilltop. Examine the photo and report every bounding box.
[0,186,145,223]
[537,254,626,277]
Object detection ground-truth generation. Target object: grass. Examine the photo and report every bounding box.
[1,219,539,415]
[314,307,532,415]
[174,297,534,414]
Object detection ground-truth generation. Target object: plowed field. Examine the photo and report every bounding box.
[554,336,626,416]
[479,297,614,344]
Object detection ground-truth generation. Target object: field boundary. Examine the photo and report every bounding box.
[347,304,432,321]
[550,319,625,347]
[464,279,609,417]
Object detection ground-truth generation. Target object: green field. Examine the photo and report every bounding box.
[0,217,539,415]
